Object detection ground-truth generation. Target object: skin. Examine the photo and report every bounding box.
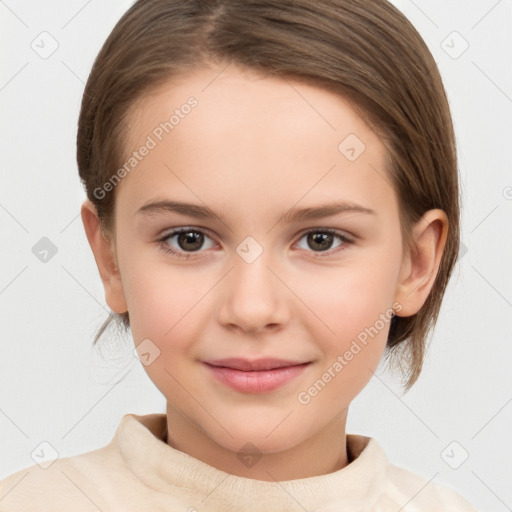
[81,62,448,481]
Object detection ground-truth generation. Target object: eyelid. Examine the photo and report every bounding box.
[158,225,217,241]
[295,226,355,243]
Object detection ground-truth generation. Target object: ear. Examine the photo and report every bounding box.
[393,209,449,317]
[81,199,128,314]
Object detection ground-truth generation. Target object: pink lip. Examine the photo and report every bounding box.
[203,358,311,393]
[204,357,309,371]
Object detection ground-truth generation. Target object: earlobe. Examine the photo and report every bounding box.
[80,200,128,314]
[394,209,448,317]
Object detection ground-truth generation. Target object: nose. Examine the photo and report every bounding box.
[216,249,290,334]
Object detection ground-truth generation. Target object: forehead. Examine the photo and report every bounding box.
[116,64,394,221]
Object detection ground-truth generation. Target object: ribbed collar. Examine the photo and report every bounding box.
[115,413,389,512]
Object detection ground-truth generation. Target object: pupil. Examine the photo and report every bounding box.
[178,231,203,251]
[309,232,332,251]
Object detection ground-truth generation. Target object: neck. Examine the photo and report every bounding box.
[164,403,349,481]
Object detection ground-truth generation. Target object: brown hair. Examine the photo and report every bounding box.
[77,0,459,390]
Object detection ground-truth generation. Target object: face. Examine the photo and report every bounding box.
[106,64,407,455]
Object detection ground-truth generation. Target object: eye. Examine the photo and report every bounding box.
[157,227,216,259]
[157,227,354,260]
[295,228,353,256]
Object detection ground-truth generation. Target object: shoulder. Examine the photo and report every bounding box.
[0,442,130,511]
[0,413,170,512]
[346,435,477,511]
[379,462,478,511]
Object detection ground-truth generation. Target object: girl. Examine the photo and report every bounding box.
[0,0,479,510]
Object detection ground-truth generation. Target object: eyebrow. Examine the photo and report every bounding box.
[137,199,375,224]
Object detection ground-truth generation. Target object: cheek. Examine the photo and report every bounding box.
[293,246,401,381]
[298,253,399,331]
[122,259,211,394]
[120,252,207,346]
[295,277,392,409]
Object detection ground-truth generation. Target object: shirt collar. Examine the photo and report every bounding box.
[116,412,389,511]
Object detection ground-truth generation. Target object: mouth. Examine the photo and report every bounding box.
[202,358,312,393]
[203,357,311,371]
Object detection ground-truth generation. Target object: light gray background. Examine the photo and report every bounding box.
[1,1,511,510]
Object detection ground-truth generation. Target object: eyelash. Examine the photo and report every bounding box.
[156,227,354,260]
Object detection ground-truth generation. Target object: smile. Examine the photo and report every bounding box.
[202,361,311,393]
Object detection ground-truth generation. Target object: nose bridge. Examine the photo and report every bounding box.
[216,237,288,332]
[233,248,275,298]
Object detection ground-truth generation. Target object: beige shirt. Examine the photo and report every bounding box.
[0,413,477,511]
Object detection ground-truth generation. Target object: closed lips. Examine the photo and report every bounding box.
[204,359,311,371]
